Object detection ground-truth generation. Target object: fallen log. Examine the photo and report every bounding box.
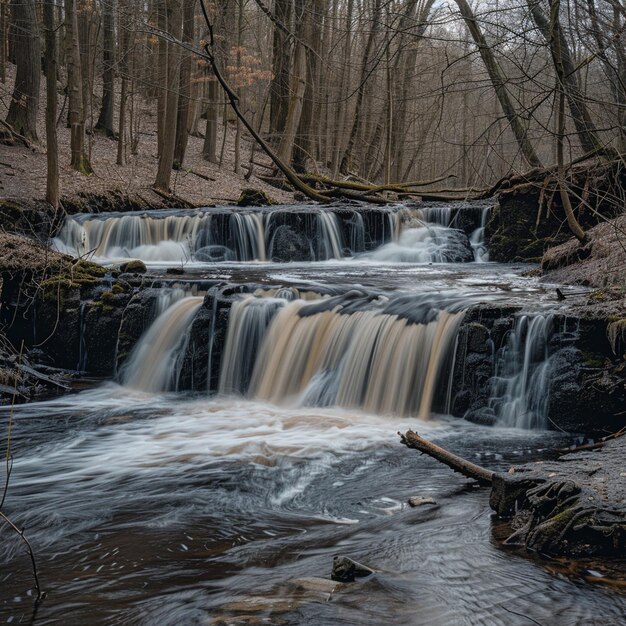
[399,430,494,485]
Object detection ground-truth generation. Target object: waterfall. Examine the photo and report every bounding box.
[490,315,554,429]
[218,296,287,395]
[316,211,344,259]
[419,206,452,227]
[121,296,203,392]
[246,298,465,417]
[53,213,209,262]
[52,205,490,265]
[349,211,365,253]
[230,213,266,261]
[470,207,490,263]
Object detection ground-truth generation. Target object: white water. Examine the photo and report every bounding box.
[363,224,473,263]
[491,314,554,429]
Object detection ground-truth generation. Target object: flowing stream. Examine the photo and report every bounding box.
[2,202,624,623]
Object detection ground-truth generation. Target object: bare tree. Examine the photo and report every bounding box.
[44,0,59,209]
[5,0,40,141]
[96,0,116,137]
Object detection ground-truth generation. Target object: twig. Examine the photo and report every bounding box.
[0,511,45,601]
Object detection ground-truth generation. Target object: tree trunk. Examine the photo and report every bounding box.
[294,0,322,172]
[400,430,495,485]
[234,0,244,174]
[173,0,195,169]
[156,0,168,158]
[453,0,542,168]
[95,0,115,136]
[340,0,383,174]
[277,38,306,166]
[44,0,59,209]
[154,0,182,192]
[65,0,92,173]
[203,77,219,162]
[269,0,292,138]
[0,0,7,83]
[5,0,40,141]
[551,0,587,243]
[78,0,98,129]
[116,0,129,165]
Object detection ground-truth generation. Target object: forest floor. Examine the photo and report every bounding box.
[0,63,295,209]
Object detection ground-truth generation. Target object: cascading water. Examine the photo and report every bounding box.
[316,211,344,259]
[121,294,203,392]
[218,295,288,395]
[470,207,490,262]
[52,204,489,264]
[490,314,554,429]
[230,212,266,261]
[216,291,467,418]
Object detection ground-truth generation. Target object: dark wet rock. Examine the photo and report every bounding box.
[464,322,490,353]
[166,267,185,275]
[434,229,474,263]
[408,496,438,507]
[269,225,311,262]
[331,556,375,582]
[488,166,624,263]
[490,437,626,557]
[119,259,147,274]
[115,289,163,370]
[464,408,497,427]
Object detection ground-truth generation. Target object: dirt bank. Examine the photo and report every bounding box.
[541,216,626,290]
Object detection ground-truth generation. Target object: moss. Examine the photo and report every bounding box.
[111,282,128,294]
[73,260,107,277]
[119,259,147,274]
[588,290,607,302]
[100,289,128,307]
[237,188,274,207]
[581,351,606,368]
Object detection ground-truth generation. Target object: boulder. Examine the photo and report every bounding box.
[119,259,147,274]
[331,556,375,582]
[269,225,311,262]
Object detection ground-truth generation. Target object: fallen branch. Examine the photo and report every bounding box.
[186,169,215,182]
[399,430,495,485]
[0,119,32,149]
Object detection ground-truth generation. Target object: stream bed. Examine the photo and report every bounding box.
[2,390,626,624]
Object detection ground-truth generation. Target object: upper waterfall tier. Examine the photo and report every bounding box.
[52,201,492,265]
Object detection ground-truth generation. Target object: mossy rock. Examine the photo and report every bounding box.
[237,188,274,207]
[119,259,147,274]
